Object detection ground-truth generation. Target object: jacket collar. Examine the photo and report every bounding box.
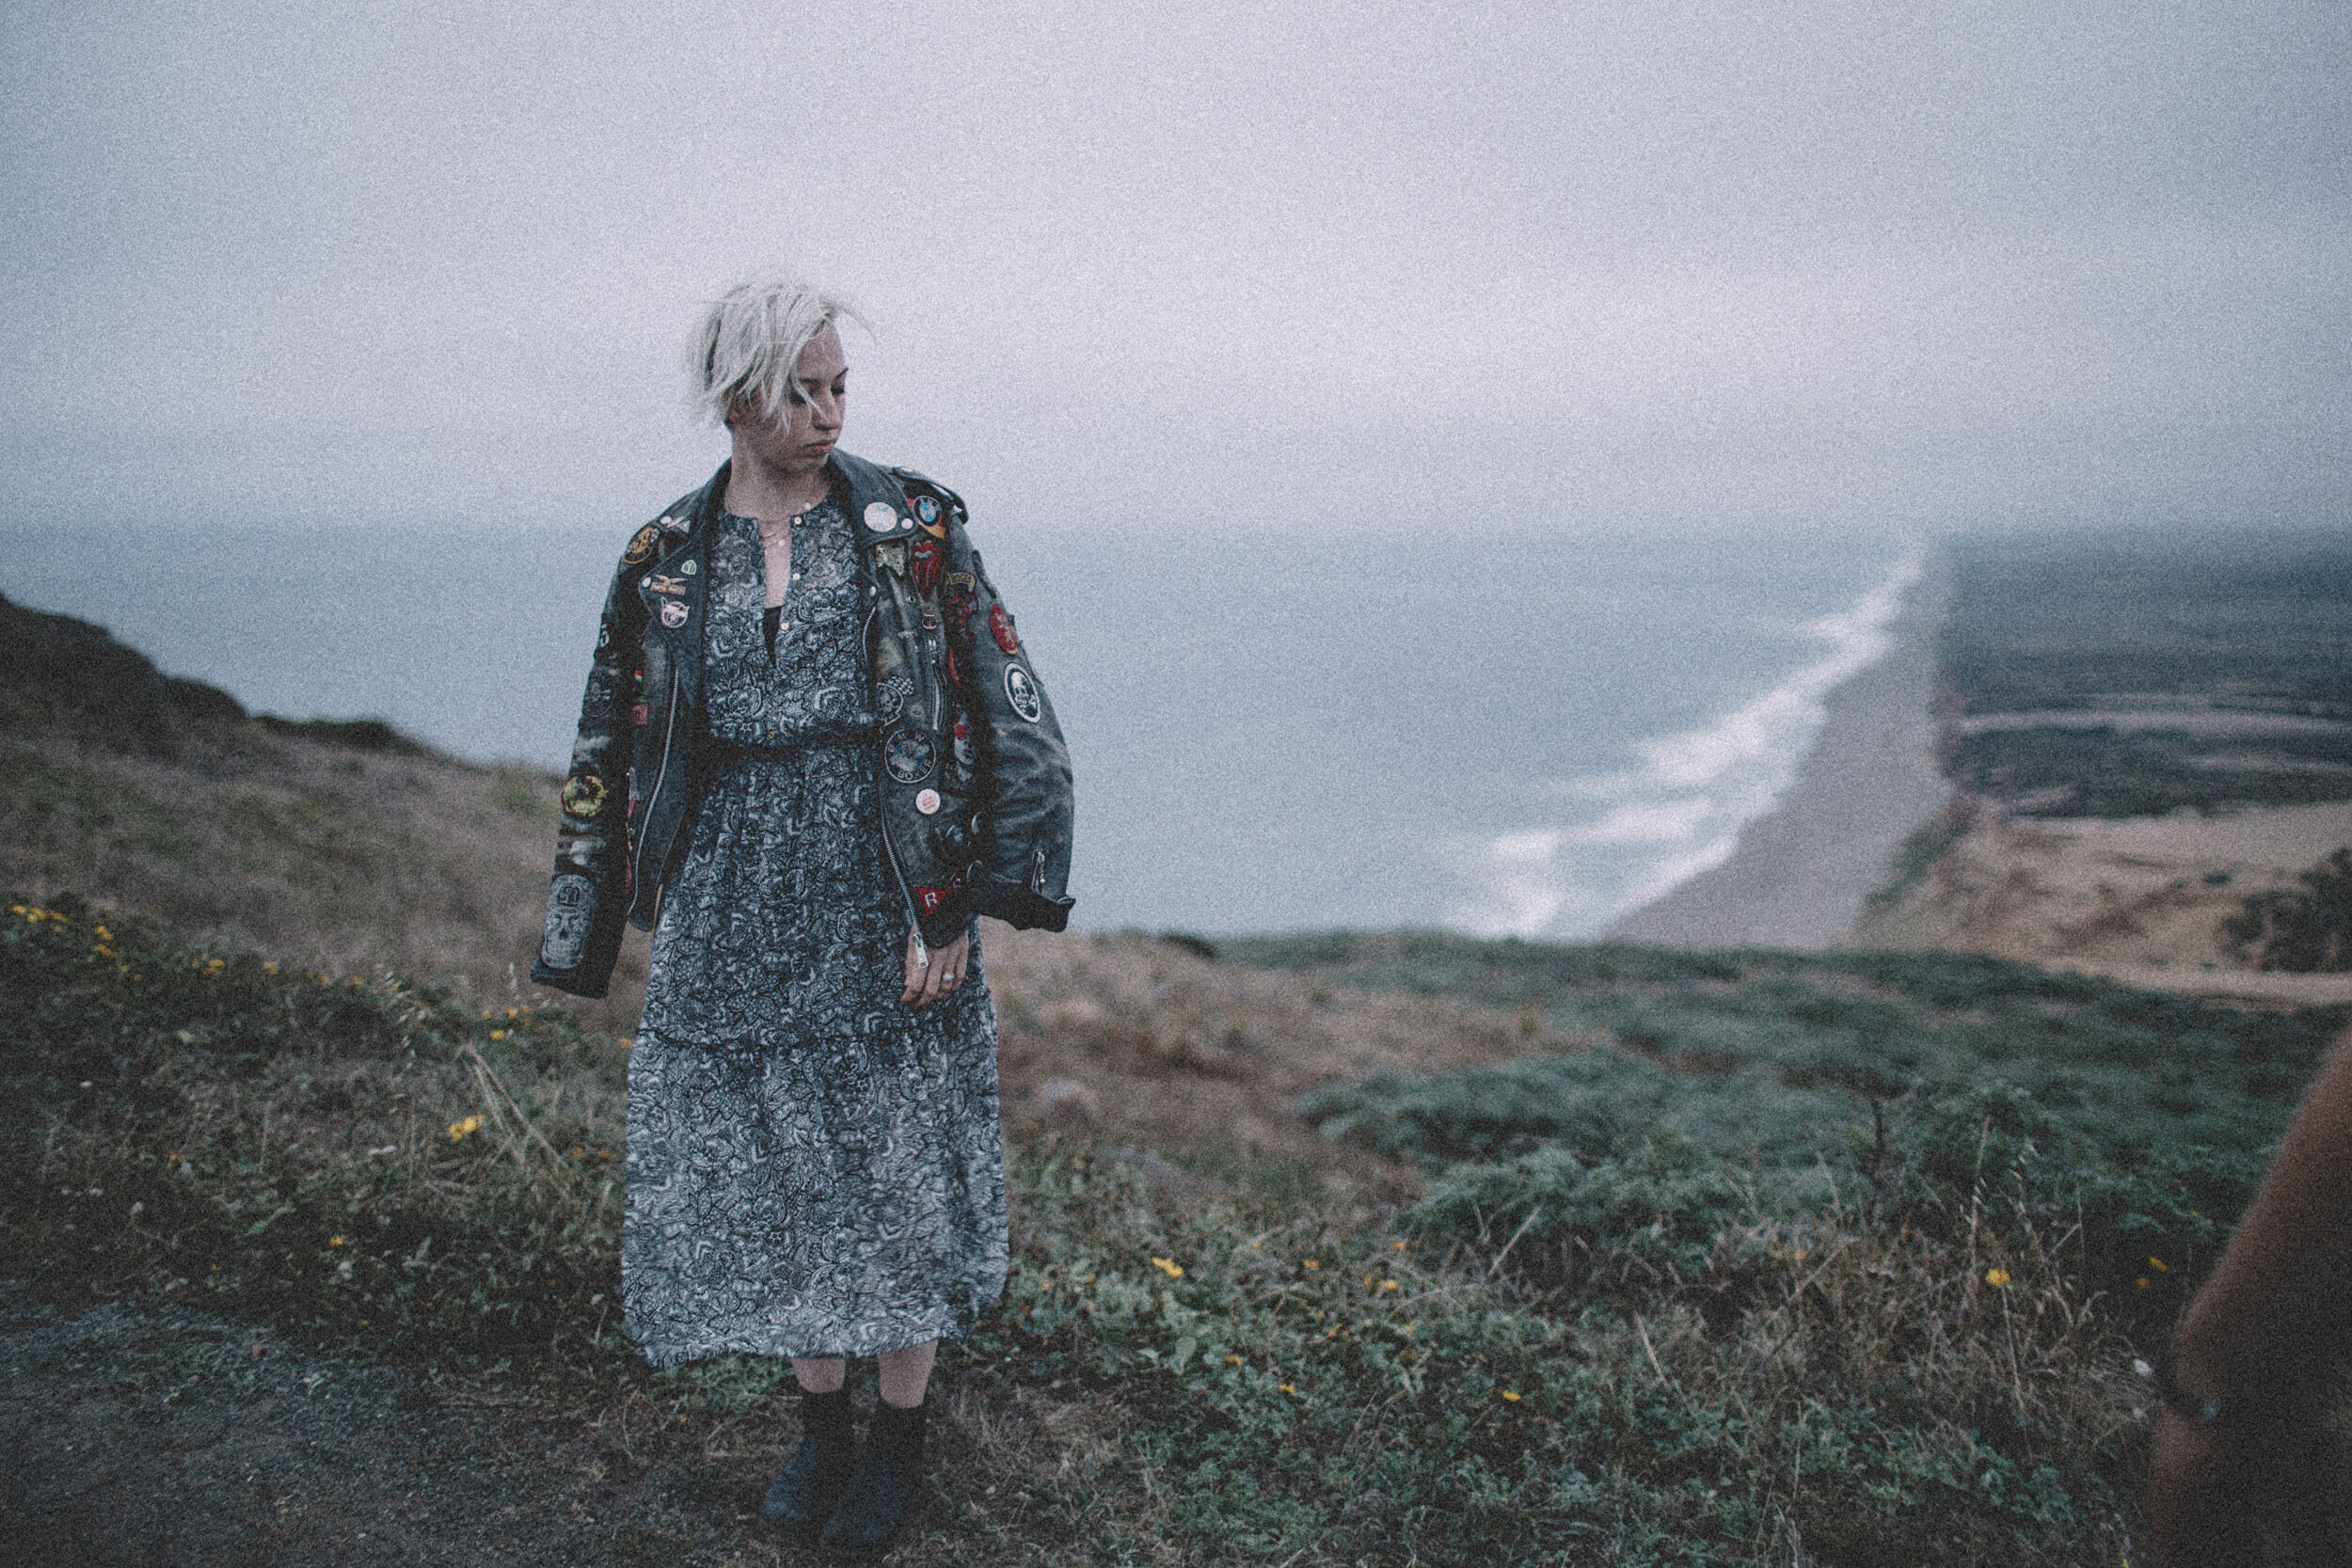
[674,451,914,543]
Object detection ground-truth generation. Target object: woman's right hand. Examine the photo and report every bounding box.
[901,926,970,1010]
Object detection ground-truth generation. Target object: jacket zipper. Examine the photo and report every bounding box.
[629,660,684,919]
[866,574,930,938]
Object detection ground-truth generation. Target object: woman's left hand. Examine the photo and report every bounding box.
[902,927,971,1009]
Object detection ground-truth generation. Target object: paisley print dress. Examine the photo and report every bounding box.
[623,499,1007,1367]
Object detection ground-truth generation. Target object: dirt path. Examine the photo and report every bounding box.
[0,1286,868,1567]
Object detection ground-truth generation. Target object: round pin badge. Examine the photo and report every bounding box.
[914,788,942,816]
[660,599,689,629]
[864,501,898,532]
[680,559,697,575]
[885,731,936,784]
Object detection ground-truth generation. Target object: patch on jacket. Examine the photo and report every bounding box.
[1005,664,1043,722]
[989,603,1020,655]
[560,772,608,821]
[911,538,944,595]
[541,874,596,970]
[876,673,914,723]
[623,524,661,564]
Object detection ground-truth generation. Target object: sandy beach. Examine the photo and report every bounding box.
[1604,559,1953,950]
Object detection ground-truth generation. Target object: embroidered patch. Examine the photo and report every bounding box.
[645,574,687,595]
[559,772,607,821]
[660,599,688,629]
[874,541,907,576]
[952,717,975,769]
[1005,663,1042,722]
[886,731,936,784]
[913,494,941,526]
[623,524,660,564]
[911,537,944,595]
[875,673,914,723]
[914,882,947,911]
[989,602,1020,655]
[541,874,596,970]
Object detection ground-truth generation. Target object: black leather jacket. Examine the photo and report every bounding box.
[530,451,1075,999]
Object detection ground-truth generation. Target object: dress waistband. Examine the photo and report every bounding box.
[696,730,872,769]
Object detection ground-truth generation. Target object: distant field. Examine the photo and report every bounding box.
[1939,530,2352,818]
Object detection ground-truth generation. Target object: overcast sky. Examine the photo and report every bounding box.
[5,0,2346,532]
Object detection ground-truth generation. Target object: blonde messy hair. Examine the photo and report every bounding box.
[689,277,866,427]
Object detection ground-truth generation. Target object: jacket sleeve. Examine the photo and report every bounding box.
[530,537,647,997]
[945,515,1076,931]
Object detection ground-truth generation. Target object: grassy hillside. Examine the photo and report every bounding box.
[0,897,2188,1563]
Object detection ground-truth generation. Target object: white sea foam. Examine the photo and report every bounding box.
[1449,552,1924,939]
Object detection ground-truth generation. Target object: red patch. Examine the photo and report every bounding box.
[631,702,649,727]
[914,886,948,914]
[989,603,1020,655]
[910,538,944,596]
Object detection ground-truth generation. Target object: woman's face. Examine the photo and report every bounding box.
[731,325,848,479]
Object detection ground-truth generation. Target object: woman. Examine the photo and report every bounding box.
[531,277,1076,1549]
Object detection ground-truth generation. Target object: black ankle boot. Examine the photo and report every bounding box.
[762,1386,857,1531]
[819,1399,926,1551]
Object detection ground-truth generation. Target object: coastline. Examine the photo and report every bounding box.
[1603,555,1952,950]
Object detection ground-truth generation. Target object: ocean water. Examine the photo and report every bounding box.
[3,518,1915,938]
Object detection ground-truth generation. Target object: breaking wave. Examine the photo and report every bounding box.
[1447,552,1924,939]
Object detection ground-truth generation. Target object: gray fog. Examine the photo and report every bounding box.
[5,0,2346,532]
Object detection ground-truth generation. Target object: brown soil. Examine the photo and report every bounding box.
[0,1285,1124,1568]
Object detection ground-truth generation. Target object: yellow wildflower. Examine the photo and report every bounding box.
[449,1115,482,1141]
[329,1236,344,1247]
[1390,1240,1406,1250]
[1226,1354,1245,1365]
[2135,1277,2151,1290]
[1279,1383,1296,1395]
[1500,1389,1522,1402]
[2149,1257,2168,1273]
[1381,1279,1399,1291]
[1151,1257,1184,1279]
[1984,1268,2010,1288]
[488,1030,505,1041]
[1302,1259,1320,1271]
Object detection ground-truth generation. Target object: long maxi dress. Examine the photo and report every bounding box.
[622,498,1008,1367]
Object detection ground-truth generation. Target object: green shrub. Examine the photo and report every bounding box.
[2225,847,2352,974]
